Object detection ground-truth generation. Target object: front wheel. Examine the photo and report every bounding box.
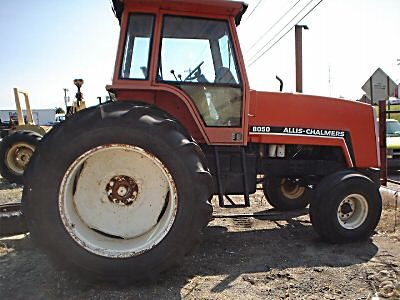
[22,102,213,282]
[309,171,382,243]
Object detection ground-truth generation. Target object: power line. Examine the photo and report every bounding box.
[248,0,324,67]
[243,0,263,23]
[249,0,324,67]
[245,0,302,54]
[297,0,324,24]
[248,0,315,64]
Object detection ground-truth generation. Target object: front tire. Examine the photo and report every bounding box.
[309,171,382,243]
[0,131,42,184]
[22,102,213,282]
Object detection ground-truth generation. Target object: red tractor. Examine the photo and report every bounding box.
[23,0,382,282]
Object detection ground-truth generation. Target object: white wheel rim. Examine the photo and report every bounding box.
[280,179,305,200]
[59,144,178,258]
[5,142,34,175]
[337,194,368,229]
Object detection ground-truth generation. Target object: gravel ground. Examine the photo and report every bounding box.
[0,176,399,300]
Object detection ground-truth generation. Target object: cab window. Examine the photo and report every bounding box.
[120,14,155,80]
[158,16,243,127]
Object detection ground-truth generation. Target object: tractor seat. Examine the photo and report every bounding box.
[215,67,237,85]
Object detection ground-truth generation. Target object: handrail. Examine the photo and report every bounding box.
[13,88,35,126]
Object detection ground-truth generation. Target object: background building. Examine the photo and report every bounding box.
[0,109,55,125]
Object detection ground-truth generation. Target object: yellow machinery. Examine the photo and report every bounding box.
[0,88,47,184]
[11,88,47,135]
[0,80,87,184]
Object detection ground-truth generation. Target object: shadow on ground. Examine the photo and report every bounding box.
[0,177,17,190]
[0,209,379,300]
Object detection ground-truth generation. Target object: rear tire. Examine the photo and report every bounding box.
[263,177,311,210]
[309,171,382,243]
[22,102,213,282]
[0,131,42,184]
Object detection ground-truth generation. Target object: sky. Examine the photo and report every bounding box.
[0,0,399,110]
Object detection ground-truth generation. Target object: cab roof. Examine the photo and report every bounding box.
[112,0,248,26]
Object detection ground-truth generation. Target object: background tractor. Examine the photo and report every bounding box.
[0,88,46,184]
[22,0,382,283]
[0,80,87,185]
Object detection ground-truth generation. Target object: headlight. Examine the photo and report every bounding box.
[387,149,394,158]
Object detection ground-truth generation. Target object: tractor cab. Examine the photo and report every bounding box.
[108,0,249,144]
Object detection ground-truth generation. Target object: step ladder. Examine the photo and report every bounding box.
[213,146,251,208]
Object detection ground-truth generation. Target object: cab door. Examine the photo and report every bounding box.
[156,15,248,145]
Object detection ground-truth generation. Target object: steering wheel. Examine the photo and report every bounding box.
[184,61,204,82]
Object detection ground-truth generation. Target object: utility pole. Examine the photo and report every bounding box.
[63,88,69,112]
[295,25,309,93]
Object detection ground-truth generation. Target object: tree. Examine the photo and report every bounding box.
[55,107,65,114]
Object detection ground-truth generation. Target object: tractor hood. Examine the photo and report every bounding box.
[111,0,248,26]
[248,91,379,168]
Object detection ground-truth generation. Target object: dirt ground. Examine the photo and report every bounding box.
[0,176,399,300]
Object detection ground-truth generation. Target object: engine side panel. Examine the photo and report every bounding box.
[248,91,379,168]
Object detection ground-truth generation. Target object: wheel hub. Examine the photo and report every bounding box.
[280,179,305,200]
[6,143,34,175]
[338,199,355,220]
[106,175,138,206]
[340,202,353,214]
[16,148,32,167]
[337,194,368,229]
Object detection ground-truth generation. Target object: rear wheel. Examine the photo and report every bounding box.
[22,102,213,282]
[309,171,382,243]
[263,177,311,210]
[0,131,42,184]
